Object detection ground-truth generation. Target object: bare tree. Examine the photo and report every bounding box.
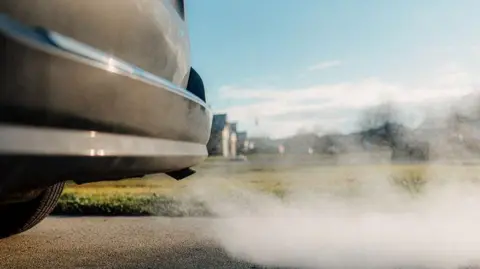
[357,103,429,162]
[358,102,399,130]
[358,103,401,148]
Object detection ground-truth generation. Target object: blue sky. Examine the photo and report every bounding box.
[186,0,480,138]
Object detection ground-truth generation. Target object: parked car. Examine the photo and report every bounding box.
[0,0,212,238]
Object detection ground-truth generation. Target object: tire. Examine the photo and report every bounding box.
[186,67,206,102]
[0,182,65,238]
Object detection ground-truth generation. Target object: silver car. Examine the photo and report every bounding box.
[0,0,212,237]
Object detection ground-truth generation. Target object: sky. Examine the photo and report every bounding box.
[186,0,480,138]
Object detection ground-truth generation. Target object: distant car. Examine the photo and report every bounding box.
[0,0,212,238]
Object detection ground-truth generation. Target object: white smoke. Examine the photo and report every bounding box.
[183,169,480,269]
[181,98,480,268]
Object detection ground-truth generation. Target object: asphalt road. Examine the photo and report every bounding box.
[0,217,271,269]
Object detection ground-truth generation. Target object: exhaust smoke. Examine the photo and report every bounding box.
[183,99,480,269]
[184,169,480,269]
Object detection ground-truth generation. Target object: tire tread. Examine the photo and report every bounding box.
[0,182,65,238]
[20,182,65,232]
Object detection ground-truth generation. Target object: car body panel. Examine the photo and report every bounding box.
[0,0,190,87]
[0,14,212,144]
[0,0,212,195]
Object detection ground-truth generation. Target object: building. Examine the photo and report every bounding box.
[230,123,237,133]
[207,114,228,156]
[236,131,248,154]
[207,114,248,157]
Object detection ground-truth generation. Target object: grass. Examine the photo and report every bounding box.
[53,192,210,216]
[53,155,480,216]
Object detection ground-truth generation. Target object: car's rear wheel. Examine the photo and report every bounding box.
[0,182,65,238]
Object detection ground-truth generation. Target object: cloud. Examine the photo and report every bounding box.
[307,60,342,71]
[217,67,479,138]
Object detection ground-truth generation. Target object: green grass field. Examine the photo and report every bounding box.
[53,155,480,216]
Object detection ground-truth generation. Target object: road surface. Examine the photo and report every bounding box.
[0,217,273,269]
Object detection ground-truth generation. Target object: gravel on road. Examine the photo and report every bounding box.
[0,217,271,269]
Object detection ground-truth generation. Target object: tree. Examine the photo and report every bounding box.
[357,103,429,162]
[358,103,398,130]
[358,103,402,148]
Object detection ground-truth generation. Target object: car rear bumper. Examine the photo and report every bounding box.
[0,125,207,157]
[0,14,212,193]
[0,125,208,195]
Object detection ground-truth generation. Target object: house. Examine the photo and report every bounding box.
[206,113,250,157]
[236,131,248,154]
[230,123,237,133]
[228,122,238,156]
[207,114,247,157]
[207,114,228,156]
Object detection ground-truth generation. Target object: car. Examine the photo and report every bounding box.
[0,0,212,238]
